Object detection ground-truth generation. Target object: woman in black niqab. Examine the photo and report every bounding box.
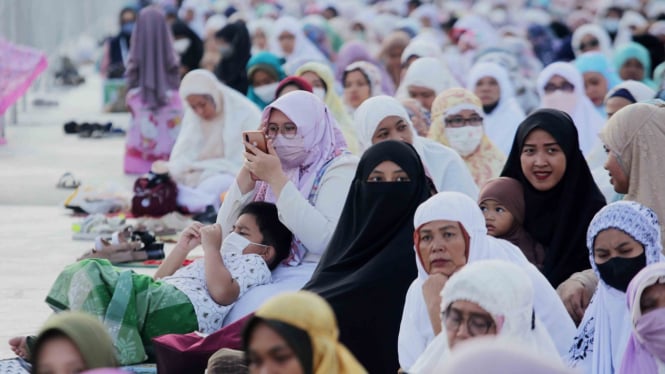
[214,20,251,94]
[501,108,606,287]
[304,140,434,374]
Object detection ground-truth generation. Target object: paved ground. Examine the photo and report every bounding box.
[0,66,164,358]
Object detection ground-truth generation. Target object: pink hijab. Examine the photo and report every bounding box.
[125,6,180,109]
[620,263,665,374]
[255,90,347,203]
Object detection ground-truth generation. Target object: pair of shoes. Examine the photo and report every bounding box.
[77,228,165,264]
[63,121,125,137]
[56,172,81,189]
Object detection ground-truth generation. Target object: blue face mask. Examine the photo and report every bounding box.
[121,22,135,35]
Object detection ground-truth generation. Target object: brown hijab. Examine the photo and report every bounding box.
[479,177,546,269]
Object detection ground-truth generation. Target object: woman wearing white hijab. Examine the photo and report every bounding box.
[568,201,664,373]
[571,24,614,58]
[397,191,575,370]
[397,57,460,113]
[409,260,561,373]
[536,62,605,156]
[168,69,261,212]
[467,61,525,155]
[270,16,329,74]
[353,95,478,198]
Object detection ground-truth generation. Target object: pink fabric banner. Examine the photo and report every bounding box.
[0,38,48,115]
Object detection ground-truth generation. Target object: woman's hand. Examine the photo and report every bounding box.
[557,276,594,325]
[422,273,449,335]
[237,164,257,194]
[244,140,289,195]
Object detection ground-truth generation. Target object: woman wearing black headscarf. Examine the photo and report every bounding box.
[303,140,434,374]
[171,21,204,78]
[214,21,251,94]
[501,109,606,287]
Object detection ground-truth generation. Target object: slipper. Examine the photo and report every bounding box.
[56,172,81,189]
[63,121,79,134]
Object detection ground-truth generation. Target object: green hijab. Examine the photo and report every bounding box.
[32,312,118,371]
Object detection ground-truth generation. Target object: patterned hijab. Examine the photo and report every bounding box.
[429,88,505,187]
[569,201,664,373]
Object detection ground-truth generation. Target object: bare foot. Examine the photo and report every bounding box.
[9,336,29,359]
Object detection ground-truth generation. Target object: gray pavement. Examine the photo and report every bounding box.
[0,66,162,358]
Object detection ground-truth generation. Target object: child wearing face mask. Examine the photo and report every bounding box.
[479,177,545,270]
[15,202,292,365]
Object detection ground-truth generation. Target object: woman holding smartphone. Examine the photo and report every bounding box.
[217,90,359,324]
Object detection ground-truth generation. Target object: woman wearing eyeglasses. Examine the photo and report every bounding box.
[397,192,575,371]
[216,90,358,324]
[428,88,506,187]
[536,62,605,156]
[409,260,562,373]
[571,24,613,58]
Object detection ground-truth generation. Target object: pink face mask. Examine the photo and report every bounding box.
[272,135,309,169]
[636,308,665,361]
[541,91,577,115]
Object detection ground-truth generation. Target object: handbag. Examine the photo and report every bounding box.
[152,313,250,374]
[131,172,178,217]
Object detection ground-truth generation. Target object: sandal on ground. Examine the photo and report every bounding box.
[72,214,128,241]
[56,172,81,189]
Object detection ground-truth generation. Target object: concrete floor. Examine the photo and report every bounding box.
[0,67,162,358]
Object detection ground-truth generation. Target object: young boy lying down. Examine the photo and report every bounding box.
[10,202,292,365]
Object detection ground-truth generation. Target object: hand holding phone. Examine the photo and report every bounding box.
[243,131,268,155]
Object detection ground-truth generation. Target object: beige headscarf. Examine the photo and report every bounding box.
[600,102,665,247]
[429,88,505,187]
[254,291,367,374]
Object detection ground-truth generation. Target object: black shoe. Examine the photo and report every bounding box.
[193,205,218,224]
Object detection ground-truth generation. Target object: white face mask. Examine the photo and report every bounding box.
[446,126,484,157]
[173,38,191,54]
[312,87,326,101]
[220,232,251,255]
[254,82,279,103]
[542,90,577,115]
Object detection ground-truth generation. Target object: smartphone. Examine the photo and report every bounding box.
[243,131,268,154]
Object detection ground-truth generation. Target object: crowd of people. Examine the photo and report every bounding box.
[9,0,665,372]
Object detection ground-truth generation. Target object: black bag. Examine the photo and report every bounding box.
[131,172,178,217]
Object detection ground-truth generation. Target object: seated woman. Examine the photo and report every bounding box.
[303,140,433,373]
[217,91,358,325]
[604,80,656,118]
[571,24,613,58]
[467,61,526,155]
[397,191,575,371]
[123,6,183,175]
[429,88,506,188]
[11,312,118,372]
[614,42,656,89]
[246,51,287,109]
[342,61,383,116]
[536,62,605,156]
[354,95,478,198]
[574,52,621,116]
[14,202,292,365]
[168,69,262,213]
[620,262,665,373]
[296,61,360,154]
[171,21,204,79]
[397,57,459,116]
[410,260,561,372]
[568,201,664,373]
[275,76,313,98]
[214,21,251,95]
[501,109,606,288]
[270,16,329,74]
[243,291,366,373]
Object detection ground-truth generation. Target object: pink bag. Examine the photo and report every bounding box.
[152,314,250,374]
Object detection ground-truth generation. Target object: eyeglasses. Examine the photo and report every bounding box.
[442,306,496,337]
[543,81,575,94]
[265,123,298,139]
[444,116,483,128]
[579,38,599,52]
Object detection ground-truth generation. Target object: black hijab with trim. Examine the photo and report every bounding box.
[501,108,606,287]
[304,140,433,374]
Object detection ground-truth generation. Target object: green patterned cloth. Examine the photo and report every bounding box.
[46,259,198,365]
